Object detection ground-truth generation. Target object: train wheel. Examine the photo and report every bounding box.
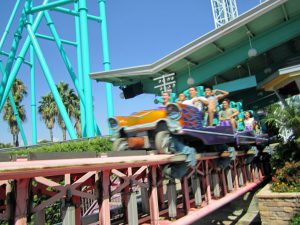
[155,131,170,154]
[112,138,128,151]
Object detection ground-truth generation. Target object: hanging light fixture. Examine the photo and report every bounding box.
[247,33,257,58]
[186,62,195,85]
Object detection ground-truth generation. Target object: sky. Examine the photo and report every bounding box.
[0,0,261,145]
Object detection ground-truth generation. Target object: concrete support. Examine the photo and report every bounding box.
[238,167,244,186]
[127,191,138,225]
[226,168,233,192]
[141,187,150,213]
[191,175,202,207]
[167,180,177,219]
[212,173,220,198]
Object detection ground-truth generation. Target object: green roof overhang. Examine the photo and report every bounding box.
[90,0,300,108]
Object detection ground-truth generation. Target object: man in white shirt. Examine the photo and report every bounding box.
[183,87,208,111]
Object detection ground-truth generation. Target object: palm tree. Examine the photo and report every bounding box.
[38,93,57,142]
[263,97,300,141]
[74,98,82,138]
[56,82,79,141]
[2,79,27,146]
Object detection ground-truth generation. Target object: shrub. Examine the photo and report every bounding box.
[271,161,300,192]
[291,213,300,225]
[6,137,112,155]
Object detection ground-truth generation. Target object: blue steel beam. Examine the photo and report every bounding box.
[176,15,300,92]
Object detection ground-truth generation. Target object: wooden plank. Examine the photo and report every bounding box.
[0,155,186,180]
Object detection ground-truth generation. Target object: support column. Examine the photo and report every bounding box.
[99,170,110,225]
[205,160,211,204]
[78,0,95,137]
[26,23,77,139]
[182,177,190,213]
[98,0,114,132]
[14,179,29,225]
[0,1,47,112]
[149,166,159,225]
[29,2,37,145]
[74,2,86,137]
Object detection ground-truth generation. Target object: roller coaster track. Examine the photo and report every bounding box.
[0,150,270,225]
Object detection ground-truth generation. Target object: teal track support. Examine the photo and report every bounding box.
[0,7,26,102]
[53,7,102,22]
[1,0,113,143]
[35,33,77,46]
[0,3,46,111]
[0,51,32,66]
[75,2,86,138]
[0,0,21,50]
[30,3,37,145]
[8,93,28,145]
[30,44,37,144]
[44,11,86,105]
[78,0,95,137]
[99,0,114,134]
[26,23,77,139]
[0,62,28,146]
[29,0,75,14]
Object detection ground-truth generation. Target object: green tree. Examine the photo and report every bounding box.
[2,79,27,146]
[38,93,57,142]
[56,82,79,141]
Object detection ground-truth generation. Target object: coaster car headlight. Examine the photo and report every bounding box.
[166,103,181,120]
[108,117,119,129]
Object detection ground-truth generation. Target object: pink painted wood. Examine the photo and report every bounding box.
[205,160,212,204]
[149,166,159,225]
[99,170,110,225]
[0,155,186,180]
[14,179,29,225]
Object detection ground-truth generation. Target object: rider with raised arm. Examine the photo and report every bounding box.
[205,87,229,126]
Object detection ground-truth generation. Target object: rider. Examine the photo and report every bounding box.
[205,87,229,126]
[177,93,186,104]
[219,99,239,129]
[162,92,171,106]
[183,87,208,111]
